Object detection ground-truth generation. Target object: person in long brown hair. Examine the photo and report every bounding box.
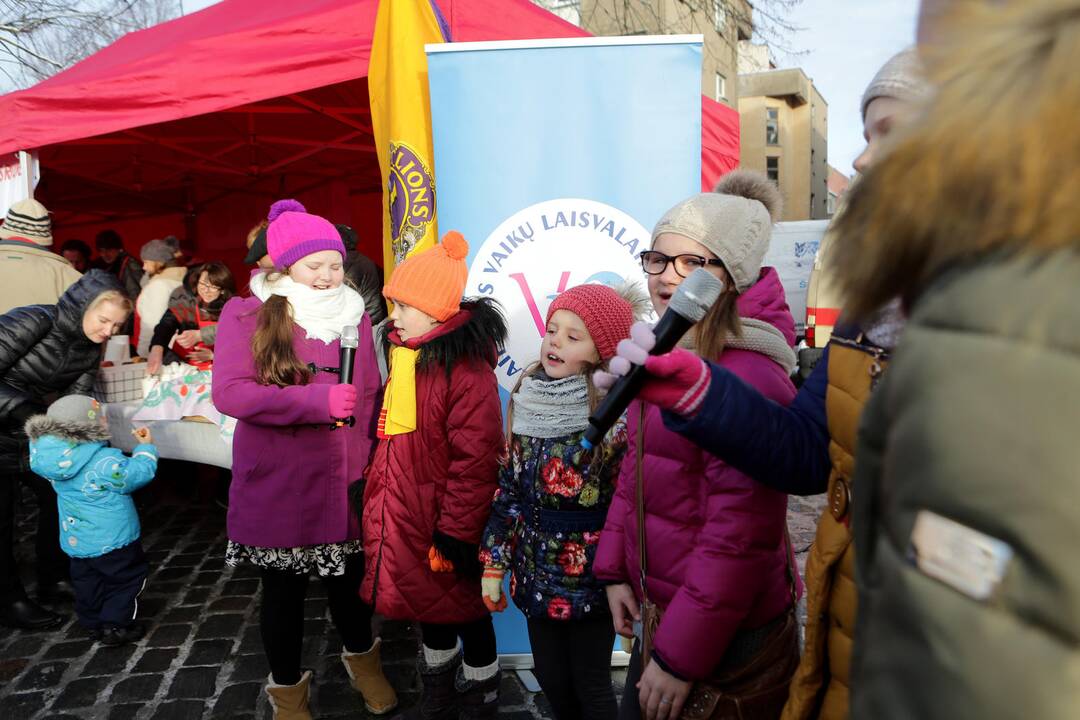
[594,171,802,720]
[212,200,395,719]
[823,1,1080,718]
[594,49,932,720]
[146,261,235,373]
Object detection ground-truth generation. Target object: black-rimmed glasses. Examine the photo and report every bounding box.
[639,250,724,278]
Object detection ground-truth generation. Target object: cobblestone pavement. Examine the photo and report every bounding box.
[1,469,825,720]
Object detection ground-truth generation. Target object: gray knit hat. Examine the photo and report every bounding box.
[140,238,175,263]
[861,47,930,120]
[47,395,103,425]
[651,170,782,293]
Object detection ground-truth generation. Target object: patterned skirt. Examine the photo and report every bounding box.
[225,539,363,577]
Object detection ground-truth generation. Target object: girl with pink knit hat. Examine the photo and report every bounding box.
[361,231,507,720]
[480,281,648,720]
[212,200,395,720]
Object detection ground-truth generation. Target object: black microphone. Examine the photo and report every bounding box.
[332,325,358,429]
[581,268,724,449]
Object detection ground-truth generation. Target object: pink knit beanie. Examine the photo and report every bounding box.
[546,284,635,362]
[265,199,345,268]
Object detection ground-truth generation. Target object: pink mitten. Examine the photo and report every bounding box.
[328,384,358,419]
[593,321,710,416]
[642,349,710,416]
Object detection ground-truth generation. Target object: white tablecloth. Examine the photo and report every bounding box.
[106,400,232,469]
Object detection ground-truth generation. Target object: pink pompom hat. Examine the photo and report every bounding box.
[265,199,345,268]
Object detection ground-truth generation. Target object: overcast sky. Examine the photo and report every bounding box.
[781,1,919,175]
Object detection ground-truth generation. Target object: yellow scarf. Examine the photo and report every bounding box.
[378,345,420,437]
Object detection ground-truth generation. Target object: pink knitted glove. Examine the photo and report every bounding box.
[594,321,710,416]
[327,384,357,419]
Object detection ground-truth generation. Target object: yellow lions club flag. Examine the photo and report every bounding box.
[369,0,450,274]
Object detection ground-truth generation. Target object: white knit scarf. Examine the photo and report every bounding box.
[511,373,590,439]
[249,273,366,344]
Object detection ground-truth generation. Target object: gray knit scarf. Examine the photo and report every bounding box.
[679,319,797,374]
[511,372,590,439]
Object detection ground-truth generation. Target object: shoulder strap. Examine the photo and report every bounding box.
[635,402,649,603]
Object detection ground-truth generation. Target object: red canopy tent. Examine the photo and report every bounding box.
[0,0,739,268]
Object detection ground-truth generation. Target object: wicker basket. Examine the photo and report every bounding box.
[92,363,147,403]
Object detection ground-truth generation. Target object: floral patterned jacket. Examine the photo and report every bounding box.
[480,420,627,621]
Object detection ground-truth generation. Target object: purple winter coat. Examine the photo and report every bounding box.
[211,295,381,548]
[594,268,803,681]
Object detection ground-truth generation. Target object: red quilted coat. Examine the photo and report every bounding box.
[362,299,506,624]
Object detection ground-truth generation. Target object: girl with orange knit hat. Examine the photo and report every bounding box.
[361,231,508,720]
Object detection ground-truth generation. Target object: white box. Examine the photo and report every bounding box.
[93,363,147,403]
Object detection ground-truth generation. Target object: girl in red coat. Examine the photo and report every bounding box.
[362,231,507,720]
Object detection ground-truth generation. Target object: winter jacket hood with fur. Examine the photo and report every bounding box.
[26,414,157,558]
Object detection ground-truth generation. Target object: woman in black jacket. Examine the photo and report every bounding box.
[0,270,131,630]
[145,261,235,375]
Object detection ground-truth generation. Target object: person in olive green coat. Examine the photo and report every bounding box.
[827,1,1080,718]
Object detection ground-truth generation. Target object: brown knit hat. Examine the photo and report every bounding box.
[0,198,52,245]
[383,231,469,322]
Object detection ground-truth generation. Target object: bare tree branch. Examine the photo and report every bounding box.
[538,0,805,66]
[0,33,63,70]
[0,0,181,90]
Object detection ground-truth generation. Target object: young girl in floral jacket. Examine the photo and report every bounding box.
[480,282,645,720]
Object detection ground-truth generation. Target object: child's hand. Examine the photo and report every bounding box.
[481,567,507,613]
[606,582,641,639]
[132,427,153,444]
[328,384,358,419]
[428,546,455,573]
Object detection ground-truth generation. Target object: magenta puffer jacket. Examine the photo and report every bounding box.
[594,268,802,680]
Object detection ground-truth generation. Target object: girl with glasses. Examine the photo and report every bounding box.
[594,171,801,720]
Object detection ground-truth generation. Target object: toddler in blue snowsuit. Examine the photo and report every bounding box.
[26,395,157,645]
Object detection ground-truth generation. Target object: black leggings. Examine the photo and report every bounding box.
[259,553,373,685]
[528,616,618,720]
[0,470,68,597]
[420,615,497,667]
[618,641,645,720]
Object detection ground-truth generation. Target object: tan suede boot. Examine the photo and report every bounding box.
[342,638,399,715]
[265,670,313,720]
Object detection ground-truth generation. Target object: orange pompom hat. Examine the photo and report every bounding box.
[383,231,470,322]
